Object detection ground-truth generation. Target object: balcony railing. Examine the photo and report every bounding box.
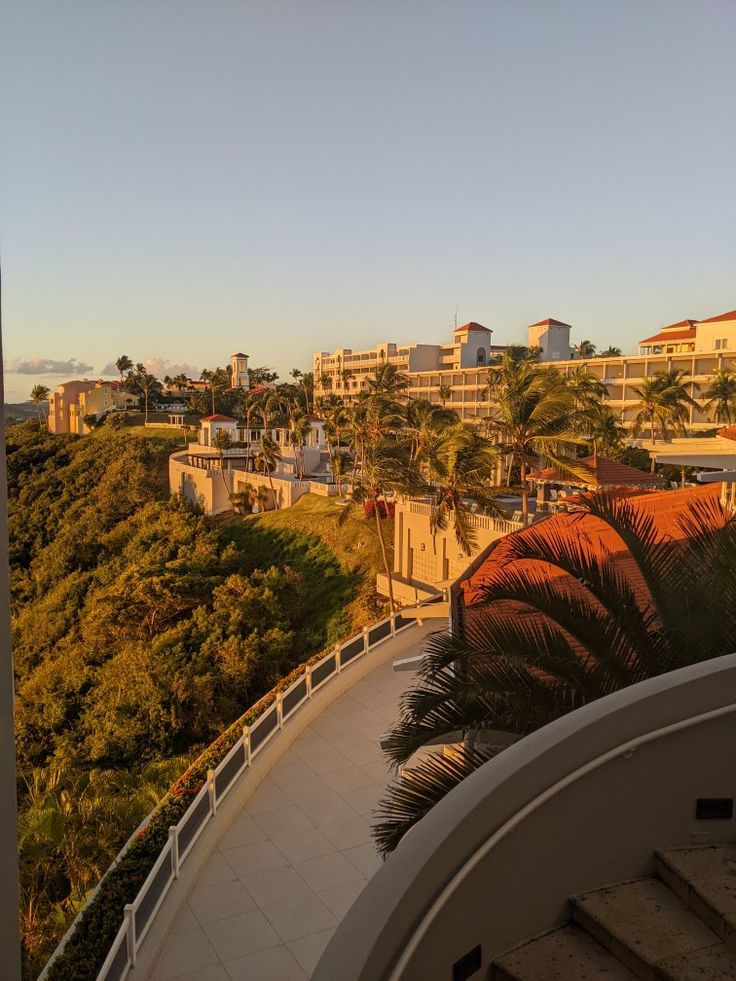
[722,481,736,512]
[406,500,523,536]
[44,606,439,981]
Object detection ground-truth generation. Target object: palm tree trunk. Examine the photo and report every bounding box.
[145,391,149,424]
[520,460,529,525]
[374,494,395,612]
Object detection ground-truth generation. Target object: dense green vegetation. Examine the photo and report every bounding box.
[8,422,385,976]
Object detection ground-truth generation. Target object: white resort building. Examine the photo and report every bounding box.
[169,414,334,515]
[314,310,736,431]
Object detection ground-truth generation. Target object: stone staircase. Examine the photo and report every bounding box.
[492,844,736,980]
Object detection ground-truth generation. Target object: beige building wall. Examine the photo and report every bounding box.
[48,381,96,433]
[694,316,736,353]
[376,498,522,603]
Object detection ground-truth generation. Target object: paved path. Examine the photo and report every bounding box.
[148,627,436,981]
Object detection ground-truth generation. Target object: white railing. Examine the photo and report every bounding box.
[722,481,736,512]
[406,500,522,535]
[49,606,436,981]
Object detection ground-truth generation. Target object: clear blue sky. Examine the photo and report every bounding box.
[1,0,735,401]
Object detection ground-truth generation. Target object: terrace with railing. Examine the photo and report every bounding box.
[41,605,446,981]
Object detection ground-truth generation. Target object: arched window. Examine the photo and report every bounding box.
[476,346,487,366]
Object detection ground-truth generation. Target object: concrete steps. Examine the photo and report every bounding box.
[491,844,736,980]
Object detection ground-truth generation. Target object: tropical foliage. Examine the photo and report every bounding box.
[374,490,736,855]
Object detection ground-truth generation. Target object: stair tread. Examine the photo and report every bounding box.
[658,846,736,918]
[659,943,736,980]
[493,924,635,980]
[572,878,729,969]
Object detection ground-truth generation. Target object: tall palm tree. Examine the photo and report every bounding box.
[257,434,282,505]
[597,346,622,358]
[403,399,457,467]
[319,371,333,392]
[703,369,736,424]
[344,436,423,611]
[132,364,159,424]
[289,412,311,479]
[632,369,697,444]
[429,424,500,555]
[438,384,453,406]
[115,355,133,387]
[374,490,736,855]
[573,339,597,359]
[485,355,583,523]
[587,406,626,456]
[213,428,233,494]
[366,363,410,401]
[30,385,50,426]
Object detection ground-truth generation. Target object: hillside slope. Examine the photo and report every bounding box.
[7,423,388,975]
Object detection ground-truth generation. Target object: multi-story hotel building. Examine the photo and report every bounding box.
[48,380,136,435]
[313,310,736,431]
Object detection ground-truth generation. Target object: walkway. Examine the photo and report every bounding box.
[146,624,440,981]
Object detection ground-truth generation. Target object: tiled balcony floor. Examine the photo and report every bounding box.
[148,626,438,980]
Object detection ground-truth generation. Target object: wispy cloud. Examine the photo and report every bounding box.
[100,358,201,379]
[9,357,95,376]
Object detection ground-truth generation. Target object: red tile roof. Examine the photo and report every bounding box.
[718,425,736,443]
[527,455,664,489]
[460,485,723,622]
[639,320,697,345]
[200,414,236,422]
[697,310,736,325]
[529,318,573,329]
[454,322,491,334]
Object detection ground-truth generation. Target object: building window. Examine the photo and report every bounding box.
[715,338,728,351]
[476,347,486,366]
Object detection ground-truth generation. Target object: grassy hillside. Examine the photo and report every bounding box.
[221,494,392,637]
[8,422,389,976]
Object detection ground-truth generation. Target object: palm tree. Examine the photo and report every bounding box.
[429,424,500,555]
[587,406,626,456]
[703,369,736,424]
[632,370,697,445]
[373,490,736,855]
[200,367,230,415]
[341,368,354,392]
[115,355,133,387]
[289,412,311,479]
[230,482,256,514]
[438,384,453,406]
[403,399,456,467]
[573,339,597,359]
[213,429,233,494]
[30,384,50,426]
[366,363,409,401]
[345,436,422,611]
[486,354,583,523]
[257,434,282,505]
[320,371,333,392]
[131,364,160,423]
[329,450,351,496]
[597,346,622,358]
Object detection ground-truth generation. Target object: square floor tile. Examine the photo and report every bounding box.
[168,967,230,981]
[287,927,336,975]
[224,944,308,980]
[202,908,280,961]
[245,780,292,816]
[296,747,354,774]
[294,851,363,891]
[198,852,237,887]
[189,878,256,925]
[279,773,335,805]
[222,839,289,877]
[240,865,313,908]
[262,892,338,942]
[151,925,219,980]
[253,803,314,838]
[171,904,198,933]
[321,766,376,794]
[341,784,384,816]
[272,827,337,864]
[299,793,358,825]
[321,814,372,850]
[218,812,268,850]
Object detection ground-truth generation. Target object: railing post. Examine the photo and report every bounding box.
[276,692,284,729]
[390,613,396,636]
[363,626,369,654]
[244,728,251,766]
[169,827,180,879]
[335,645,342,674]
[124,903,137,966]
[207,768,216,815]
[305,664,312,698]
